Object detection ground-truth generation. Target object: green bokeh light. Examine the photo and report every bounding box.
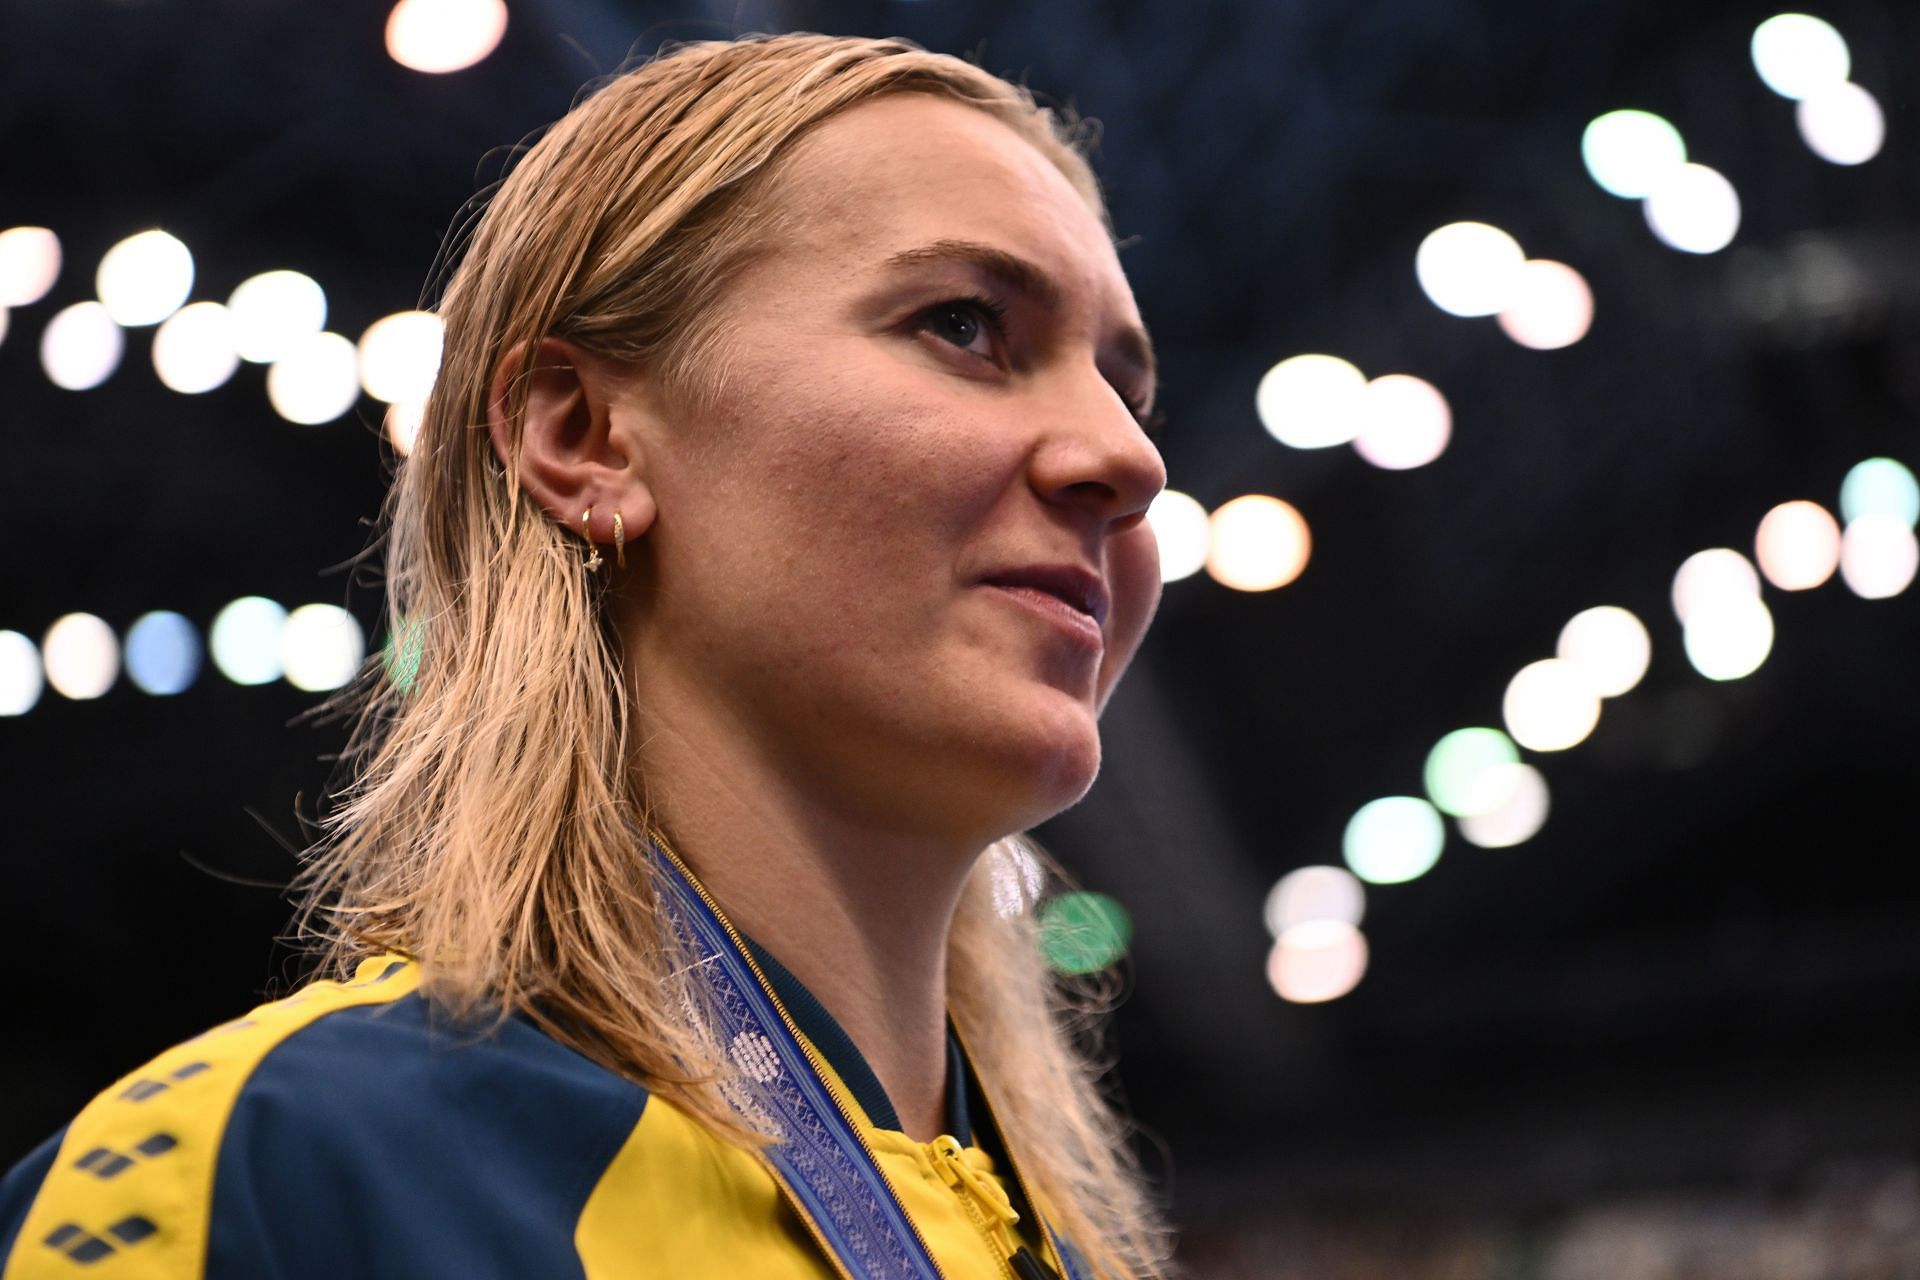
[1343,796,1445,885]
[1840,458,1919,529]
[1423,727,1521,817]
[1037,892,1132,975]
[380,614,424,694]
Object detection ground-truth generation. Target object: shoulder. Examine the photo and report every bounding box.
[2,957,650,1279]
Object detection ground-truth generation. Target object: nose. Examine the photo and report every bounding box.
[1028,372,1167,530]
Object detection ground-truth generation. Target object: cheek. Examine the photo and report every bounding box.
[1097,528,1163,704]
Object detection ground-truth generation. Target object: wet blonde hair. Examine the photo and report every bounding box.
[299,32,1170,1279]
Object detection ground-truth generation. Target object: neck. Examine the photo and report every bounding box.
[633,694,980,1143]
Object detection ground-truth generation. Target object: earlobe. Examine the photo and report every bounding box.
[486,336,658,547]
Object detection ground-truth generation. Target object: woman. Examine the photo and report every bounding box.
[1,32,1171,1279]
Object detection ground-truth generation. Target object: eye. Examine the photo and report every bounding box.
[919,295,1006,360]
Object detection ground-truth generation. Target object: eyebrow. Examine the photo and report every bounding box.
[882,238,1158,394]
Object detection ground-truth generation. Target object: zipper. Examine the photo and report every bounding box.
[651,832,948,1280]
[926,1134,1021,1280]
[948,1023,1070,1280]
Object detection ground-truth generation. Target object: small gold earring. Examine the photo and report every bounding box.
[581,507,603,572]
[613,509,627,570]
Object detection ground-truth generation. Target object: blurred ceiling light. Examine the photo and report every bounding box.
[1343,796,1445,885]
[1754,500,1841,590]
[1415,221,1526,317]
[0,630,45,716]
[210,597,288,685]
[152,301,241,394]
[1840,457,1919,528]
[0,226,61,306]
[1256,353,1366,449]
[1205,495,1310,591]
[227,270,327,363]
[1423,727,1521,818]
[1267,921,1369,1003]
[1751,13,1850,100]
[1644,164,1741,255]
[267,332,361,425]
[95,229,193,326]
[1145,489,1210,582]
[1671,548,1761,624]
[1581,110,1688,198]
[1503,658,1602,752]
[40,301,124,391]
[358,310,444,403]
[1457,763,1551,849]
[386,0,509,74]
[385,401,426,456]
[1496,259,1594,350]
[1796,82,1885,166]
[1264,865,1367,937]
[1352,373,1451,470]
[124,611,202,696]
[0,307,8,347]
[1555,605,1651,697]
[1037,892,1132,975]
[42,613,119,701]
[1840,514,1919,599]
[1683,595,1774,680]
[281,604,366,692]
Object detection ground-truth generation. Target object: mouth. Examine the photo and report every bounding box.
[978,565,1110,628]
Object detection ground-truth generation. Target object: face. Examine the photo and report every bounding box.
[618,93,1166,844]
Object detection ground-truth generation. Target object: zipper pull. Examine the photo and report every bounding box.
[927,1134,1023,1255]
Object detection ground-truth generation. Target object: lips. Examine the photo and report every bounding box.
[978,564,1110,627]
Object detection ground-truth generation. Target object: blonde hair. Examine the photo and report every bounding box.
[298,32,1170,1279]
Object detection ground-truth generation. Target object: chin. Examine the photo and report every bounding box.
[984,690,1104,831]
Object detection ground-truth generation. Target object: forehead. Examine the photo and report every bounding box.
[759,94,1137,319]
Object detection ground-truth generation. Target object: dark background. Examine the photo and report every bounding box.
[5,1,1918,1273]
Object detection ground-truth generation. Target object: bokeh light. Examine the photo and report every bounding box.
[1556,605,1651,697]
[385,0,509,74]
[1644,164,1741,255]
[1267,921,1369,1004]
[358,310,444,404]
[1503,658,1602,752]
[1205,495,1310,592]
[280,604,366,693]
[1146,489,1210,582]
[1671,548,1762,624]
[1840,514,1919,600]
[1496,260,1594,350]
[1751,14,1850,100]
[1797,82,1885,166]
[0,630,45,716]
[1457,763,1551,849]
[227,270,327,363]
[1343,796,1445,886]
[1415,221,1526,317]
[0,226,62,307]
[1755,500,1841,590]
[1256,354,1366,449]
[1037,892,1132,975]
[95,229,193,326]
[42,613,119,700]
[124,611,203,696]
[210,596,288,686]
[1424,727,1521,818]
[1264,865,1366,938]
[267,332,361,425]
[1840,458,1920,528]
[1352,374,1451,470]
[381,614,425,694]
[40,301,124,391]
[1581,110,1688,199]
[385,402,426,456]
[152,301,241,394]
[1683,595,1775,680]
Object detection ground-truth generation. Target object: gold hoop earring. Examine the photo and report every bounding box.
[581,507,603,572]
[613,509,627,570]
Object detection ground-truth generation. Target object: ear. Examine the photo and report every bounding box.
[487,336,659,552]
